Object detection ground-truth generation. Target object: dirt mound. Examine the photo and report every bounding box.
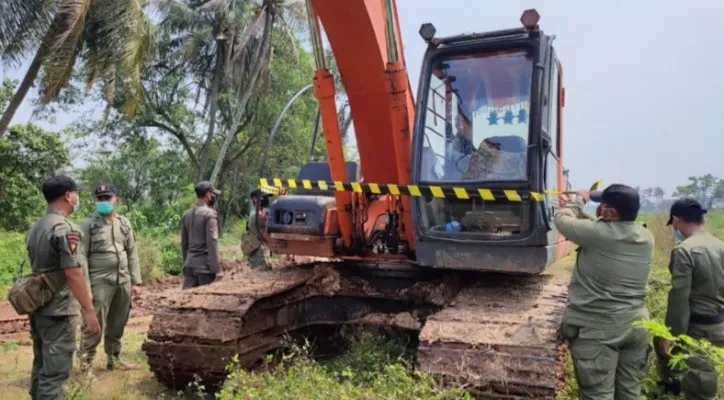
[0,256,319,343]
[0,276,182,343]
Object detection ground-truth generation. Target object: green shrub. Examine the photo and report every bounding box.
[0,230,28,298]
[159,234,182,275]
[135,235,165,284]
[218,330,471,400]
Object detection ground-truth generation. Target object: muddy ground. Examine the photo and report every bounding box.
[0,256,319,344]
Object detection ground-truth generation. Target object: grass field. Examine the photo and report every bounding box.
[0,210,722,399]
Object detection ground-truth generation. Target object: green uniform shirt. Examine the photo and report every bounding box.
[25,209,85,316]
[554,198,654,329]
[665,229,724,336]
[80,212,142,286]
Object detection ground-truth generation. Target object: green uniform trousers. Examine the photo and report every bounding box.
[248,243,270,269]
[79,280,131,363]
[658,321,724,400]
[30,314,77,400]
[563,323,650,400]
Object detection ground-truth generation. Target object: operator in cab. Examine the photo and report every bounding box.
[443,107,475,180]
[655,198,724,400]
[555,184,654,400]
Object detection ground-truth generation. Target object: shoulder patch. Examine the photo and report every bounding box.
[66,232,80,254]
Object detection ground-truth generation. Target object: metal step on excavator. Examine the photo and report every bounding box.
[143,2,577,398]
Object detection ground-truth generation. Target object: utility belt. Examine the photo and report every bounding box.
[690,312,724,325]
[7,261,64,315]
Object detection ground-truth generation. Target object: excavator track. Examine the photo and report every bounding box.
[143,262,569,399]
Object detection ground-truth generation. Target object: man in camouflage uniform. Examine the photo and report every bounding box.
[26,175,100,399]
[181,181,221,289]
[78,184,141,375]
[555,184,653,400]
[656,198,724,400]
[242,190,271,270]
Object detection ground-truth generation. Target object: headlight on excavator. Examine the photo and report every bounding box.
[520,9,540,30]
[419,23,436,42]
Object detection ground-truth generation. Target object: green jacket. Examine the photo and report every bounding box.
[665,229,724,336]
[25,209,86,316]
[554,198,654,329]
[80,212,141,286]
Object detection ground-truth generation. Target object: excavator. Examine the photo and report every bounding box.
[143,1,576,398]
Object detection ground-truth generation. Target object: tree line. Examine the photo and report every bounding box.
[634,174,724,213]
[0,0,348,234]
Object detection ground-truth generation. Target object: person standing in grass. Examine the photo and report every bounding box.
[555,184,654,400]
[78,184,141,376]
[656,198,724,400]
[181,181,221,289]
[25,175,100,398]
[241,189,271,270]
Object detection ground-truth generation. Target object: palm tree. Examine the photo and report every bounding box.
[0,0,155,138]
[155,0,304,182]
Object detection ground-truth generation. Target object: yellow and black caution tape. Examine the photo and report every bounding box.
[259,178,603,202]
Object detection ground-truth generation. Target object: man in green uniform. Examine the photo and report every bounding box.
[241,189,271,270]
[555,184,654,400]
[26,175,101,399]
[78,184,141,375]
[181,181,221,289]
[655,198,724,400]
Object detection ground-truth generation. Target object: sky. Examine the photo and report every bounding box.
[2,0,723,195]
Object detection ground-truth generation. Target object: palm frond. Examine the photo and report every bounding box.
[40,0,93,104]
[76,0,156,117]
[277,12,299,63]
[120,0,157,118]
[0,0,55,66]
[231,4,266,64]
[44,0,92,56]
[195,0,234,12]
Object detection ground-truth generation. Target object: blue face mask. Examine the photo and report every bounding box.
[96,201,114,215]
[674,229,685,242]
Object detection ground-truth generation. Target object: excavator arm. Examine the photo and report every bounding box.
[145,5,576,398]
[261,2,570,274]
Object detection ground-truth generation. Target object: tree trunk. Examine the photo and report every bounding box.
[340,111,353,140]
[209,10,272,185]
[196,37,225,181]
[0,43,46,138]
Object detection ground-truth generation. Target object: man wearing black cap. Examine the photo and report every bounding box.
[78,184,141,375]
[24,175,100,398]
[181,181,222,289]
[555,184,654,400]
[655,198,723,400]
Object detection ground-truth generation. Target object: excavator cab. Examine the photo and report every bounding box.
[411,12,567,273]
